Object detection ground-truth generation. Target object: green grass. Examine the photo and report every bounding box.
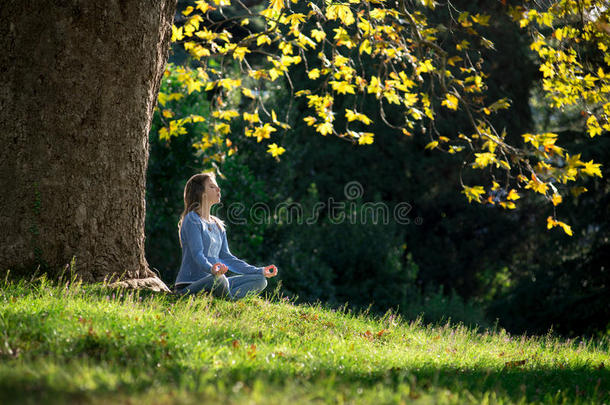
[0,276,608,404]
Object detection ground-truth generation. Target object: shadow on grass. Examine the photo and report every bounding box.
[0,351,608,404]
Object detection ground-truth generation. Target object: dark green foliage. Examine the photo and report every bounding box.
[488,134,610,337]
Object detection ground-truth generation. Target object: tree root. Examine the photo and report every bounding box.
[109,276,171,292]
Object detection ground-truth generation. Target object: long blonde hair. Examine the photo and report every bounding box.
[178,173,225,245]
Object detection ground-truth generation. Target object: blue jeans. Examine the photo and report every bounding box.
[176,273,267,300]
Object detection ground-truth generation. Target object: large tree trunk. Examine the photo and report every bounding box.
[0,0,177,287]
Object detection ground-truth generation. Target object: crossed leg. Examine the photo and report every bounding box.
[177,273,267,300]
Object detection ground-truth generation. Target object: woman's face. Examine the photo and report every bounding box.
[203,177,221,206]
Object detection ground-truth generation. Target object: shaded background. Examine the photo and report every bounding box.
[146,0,609,338]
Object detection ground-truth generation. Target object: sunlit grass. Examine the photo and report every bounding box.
[0,275,608,404]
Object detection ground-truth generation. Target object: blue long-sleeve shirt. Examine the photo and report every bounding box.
[175,211,263,285]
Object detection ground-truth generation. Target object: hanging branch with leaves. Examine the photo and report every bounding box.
[157,0,608,234]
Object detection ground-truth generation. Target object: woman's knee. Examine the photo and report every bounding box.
[248,273,267,291]
[229,274,267,299]
[257,275,268,290]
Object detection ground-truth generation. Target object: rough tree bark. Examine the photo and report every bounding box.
[0,0,177,290]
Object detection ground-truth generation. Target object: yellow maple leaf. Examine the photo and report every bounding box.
[538,12,554,27]
[367,76,382,95]
[243,112,260,124]
[185,78,203,94]
[303,116,317,126]
[171,25,184,42]
[369,9,386,20]
[403,92,418,107]
[425,141,439,150]
[242,88,255,98]
[212,110,239,120]
[358,132,374,145]
[183,24,194,37]
[472,152,496,169]
[471,13,490,26]
[316,122,333,136]
[195,1,212,13]
[540,62,554,78]
[232,46,250,61]
[308,69,320,80]
[554,28,564,41]
[359,39,372,55]
[330,80,355,95]
[214,123,231,135]
[268,68,282,81]
[462,185,485,203]
[345,109,372,125]
[384,91,400,105]
[441,93,459,110]
[447,56,463,66]
[269,0,284,14]
[159,127,170,141]
[578,160,603,177]
[253,123,277,142]
[506,189,520,201]
[524,174,548,195]
[333,27,354,48]
[547,216,573,236]
[456,40,470,51]
[522,133,540,149]
[500,201,517,209]
[557,221,572,236]
[218,78,242,90]
[310,29,326,42]
[586,115,603,137]
[284,13,306,27]
[279,41,293,55]
[326,4,355,26]
[267,143,286,157]
[416,59,434,74]
[257,34,272,46]
[530,39,546,52]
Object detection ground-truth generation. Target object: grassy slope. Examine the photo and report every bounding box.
[0,277,608,404]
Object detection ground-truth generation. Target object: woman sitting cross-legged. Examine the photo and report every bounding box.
[174,172,277,299]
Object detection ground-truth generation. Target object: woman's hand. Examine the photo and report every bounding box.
[262,264,278,278]
[211,262,228,276]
